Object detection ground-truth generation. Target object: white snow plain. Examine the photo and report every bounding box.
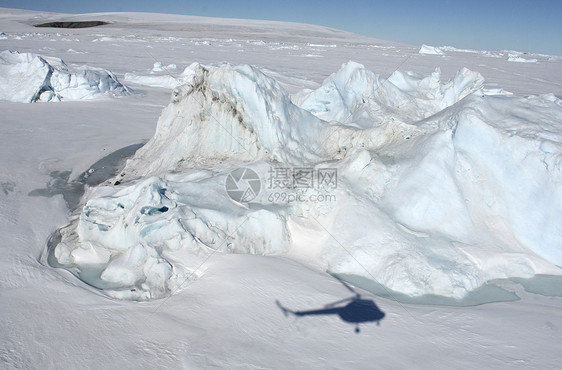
[1,7,562,368]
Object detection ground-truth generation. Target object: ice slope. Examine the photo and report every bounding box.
[321,94,562,297]
[0,50,129,102]
[117,62,336,176]
[51,61,562,300]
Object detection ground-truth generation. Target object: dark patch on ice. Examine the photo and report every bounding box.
[35,21,110,29]
[1,181,16,195]
[28,170,81,207]
[140,206,169,215]
[29,143,144,211]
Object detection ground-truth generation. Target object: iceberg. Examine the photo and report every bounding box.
[51,61,562,300]
[419,44,445,55]
[0,50,129,103]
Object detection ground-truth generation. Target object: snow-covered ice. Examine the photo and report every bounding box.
[0,50,129,102]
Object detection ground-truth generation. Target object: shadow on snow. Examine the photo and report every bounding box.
[276,276,385,333]
[28,143,144,211]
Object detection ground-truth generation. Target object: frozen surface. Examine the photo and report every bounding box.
[1,7,561,368]
[0,50,129,102]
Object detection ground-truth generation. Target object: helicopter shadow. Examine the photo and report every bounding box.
[276,276,385,333]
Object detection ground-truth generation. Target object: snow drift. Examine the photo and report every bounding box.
[50,61,562,301]
[0,50,129,102]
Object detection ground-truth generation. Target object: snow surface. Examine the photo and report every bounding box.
[0,50,129,102]
[1,7,562,368]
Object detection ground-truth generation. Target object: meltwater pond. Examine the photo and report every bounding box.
[333,273,562,306]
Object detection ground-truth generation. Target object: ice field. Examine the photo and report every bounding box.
[1,7,561,368]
